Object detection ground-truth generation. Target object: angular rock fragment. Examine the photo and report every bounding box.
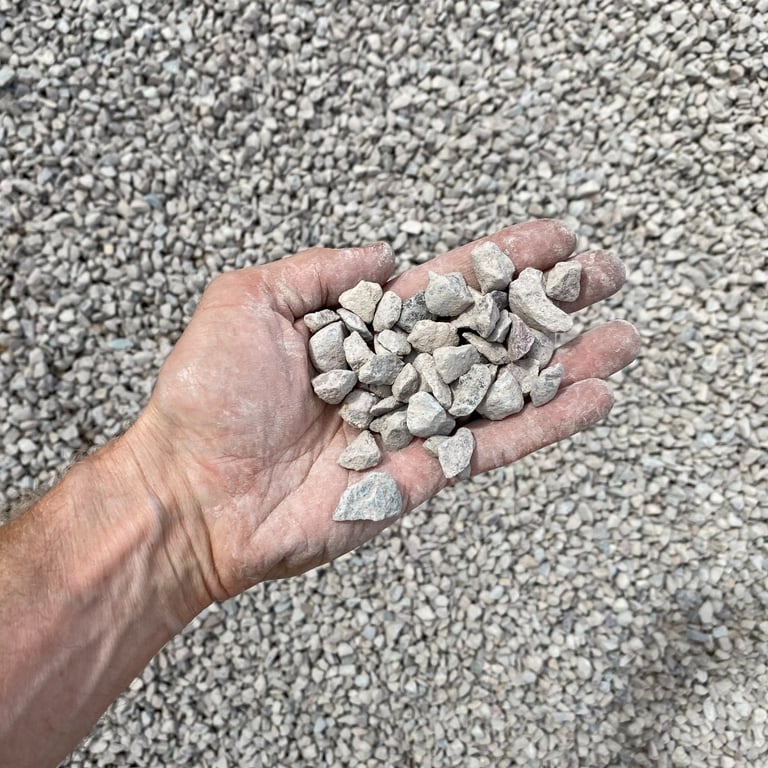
[508,268,573,334]
[303,309,339,333]
[339,389,380,429]
[337,430,382,471]
[397,291,433,332]
[476,366,524,420]
[432,344,482,384]
[413,353,452,409]
[338,280,383,324]
[332,471,402,522]
[424,271,474,317]
[338,308,372,341]
[369,409,413,451]
[407,320,459,353]
[309,321,347,372]
[470,241,515,292]
[391,363,420,402]
[530,363,564,406]
[546,261,583,302]
[449,364,495,417]
[369,396,402,418]
[311,369,358,404]
[488,290,509,312]
[509,357,540,394]
[422,435,449,458]
[451,292,499,338]
[406,391,456,437]
[437,427,475,479]
[343,331,374,371]
[358,354,404,386]
[507,315,536,361]
[375,328,412,357]
[527,330,556,368]
[486,310,512,344]
[463,331,510,365]
[372,290,403,332]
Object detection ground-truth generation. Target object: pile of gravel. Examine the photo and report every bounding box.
[1,1,766,765]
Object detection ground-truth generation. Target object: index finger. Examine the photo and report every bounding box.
[385,219,576,298]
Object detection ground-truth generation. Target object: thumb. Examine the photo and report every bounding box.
[258,242,396,319]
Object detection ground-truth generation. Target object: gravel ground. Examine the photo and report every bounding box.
[2,1,767,766]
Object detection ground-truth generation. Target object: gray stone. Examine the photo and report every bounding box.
[337,307,373,341]
[451,292,499,338]
[487,310,512,343]
[337,431,382,471]
[476,366,524,420]
[369,396,401,418]
[508,268,573,334]
[413,353,452,409]
[369,408,413,451]
[338,280,383,324]
[391,363,420,402]
[406,391,456,437]
[489,290,509,311]
[372,290,402,332]
[397,291,433,332]
[545,261,582,302]
[530,363,564,406]
[332,471,402,522]
[343,331,374,371]
[463,331,510,365]
[433,345,482,384]
[527,330,557,368]
[424,271,474,316]
[375,328,412,356]
[449,364,495,417]
[363,383,393,399]
[311,369,358,404]
[309,321,347,371]
[437,427,475,479]
[470,241,515,292]
[304,308,339,333]
[508,357,539,394]
[0,66,15,89]
[422,435,449,458]
[507,315,536,361]
[407,320,459,353]
[339,389,380,429]
[358,354,404,386]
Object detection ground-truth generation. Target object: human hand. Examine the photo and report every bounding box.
[126,221,639,604]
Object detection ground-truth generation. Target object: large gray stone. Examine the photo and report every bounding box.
[424,271,474,317]
[303,308,339,333]
[338,280,383,324]
[463,331,510,365]
[545,261,583,302]
[470,241,515,292]
[339,389,380,429]
[369,408,413,451]
[391,363,420,402]
[433,344,482,384]
[476,366,524,420]
[508,268,573,334]
[413,353,452,409]
[507,315,536,361]
[449,364,495,417]
[343,331,374,371]
[397,290,433,332]
[358,353,404,386]
[372,290,403,331]
[451,292,499,338]
[337,430,382,471]
[309,321,348,371]
[311,369,358,404]
[437,427,475,479]
[530,363,564,406]
[407,320,459,353]
[332,471,403,522]
[406,391,456,437]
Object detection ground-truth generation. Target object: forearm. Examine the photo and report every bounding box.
[0,421,215,768]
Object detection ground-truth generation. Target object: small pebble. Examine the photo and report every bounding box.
[311,369,358,404]
[470,241,515,292]
[530,363,564,406]
[332,471,402,522]
[437,427,475,479]
[338,280,383,324]
[424,271,474,317]
[337,430,382,470]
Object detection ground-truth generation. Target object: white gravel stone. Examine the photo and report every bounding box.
[437,427,475,479]
[369,408,412,451]
[374,328,411,357]
[463,331,510,365]
[424,271,474,317]
[422,435,449,458]
[357,354,404,386]
[391,363,420,402]
[397,291,433,332]
[448,364,495,417]
[546,261,583,302]
[508,268,574,334]
[413,353,452,409]
[506,315,536,361]
[332,472,402,522]
[308,321,348,371]
[337,431,381,470]
[470,241,515,292]
[451,292,499,337]
[530,363,564,406]
[372,291,403,332]
[338,280,383,324]
[433,345,482,384]
[407,320,459,353]
[476,366,525,420]
[343,331,374,371]
[339,390,380,430]
[337,307,373,341]
[311,369,357,404]
[406,392,456,437]
[303,309,339,333]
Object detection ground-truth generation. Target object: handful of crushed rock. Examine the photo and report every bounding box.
[304,242,582,522]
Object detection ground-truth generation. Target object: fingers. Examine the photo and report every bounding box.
[259,242,396,319]
[385,219,576,298]
[556,250,627,312]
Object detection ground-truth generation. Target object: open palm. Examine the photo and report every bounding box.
[141,222,639,598]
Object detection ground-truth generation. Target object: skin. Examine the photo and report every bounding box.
[0,221,639,767]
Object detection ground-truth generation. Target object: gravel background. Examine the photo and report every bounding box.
[2,1,767,766]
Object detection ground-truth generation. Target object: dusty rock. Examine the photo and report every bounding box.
[449,364,495,417]
[463,331,510,365]
[332,471,402,522]
[508,357,540,394]
[338,280,383,324]
[407,320,459,353]
[424,271,474,316]
[527,330,556,368]
[422,435,449,458]
[470,241,515,292]
[487,310,512,343]
[372,290,402,331]
[476,366,525,420]
[337,307,373,341]
[337,430,381,471]
[397,290,433,332]
[375,328,412,356]
[309,321,348,371]
[369,396,402,418]
[437,427,475,479]
[433,345,482,384]
[489,290,509,312]
[546,261,583,302]
[508,268,574,334]
[311,369,358,404]
[507,315,536,361]
[343,331,374,370]
[358,354,404,386]
[413,353,452,409]
[391,363,420,402]
[339,389,380,429]
[363,383,393,399]
[303,309,339,333]
[369,408,413,451]
[451,292,499,337]
[406,391,456,437]
[530,363,564,406]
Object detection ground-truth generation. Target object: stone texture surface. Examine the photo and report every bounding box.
[506,315,536,361]
[508,357,540,394]
[463,331,510,365]
[476,366,525,420]
[308,321,348,371]
[413,353,453,409]
[339,389,379,429]
[422,435,449,458]
[451,292,499,337]
[391,363,420,402]
[372,291,403,332]
[432,345,482,384]
[337,307,373,341]
[508,268,574,334]
[405,391,456,438]
[311,369,358,404]
[357,354,404,386]
[336,430,381,470]
[470,241,515,292]
[437,427,475,479]
[424,271,474,317]
[448,364,495,417]
[338,280,383,324]
[343,331,374,371]
[407,320,459,353]
[303,309,339,333]
[369,408,412,451]
[374,328,411,357]
[397,290,433,332]
[332,471,402,522]
[530,363,564,406]
[546,261,583,302]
